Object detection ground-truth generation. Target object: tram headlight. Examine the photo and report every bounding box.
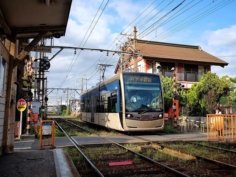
[159,114,163,118]
[126,114,133,118]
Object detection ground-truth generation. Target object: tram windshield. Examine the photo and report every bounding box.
[123,74,163,113]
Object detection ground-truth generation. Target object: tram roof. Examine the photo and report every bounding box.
[0,0,72,39]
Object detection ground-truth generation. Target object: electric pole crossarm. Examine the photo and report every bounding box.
[47,88,55,95]
[49,47,63,61]
[75,90,80,95]
[46,88,81,96]
[44,46,139,55]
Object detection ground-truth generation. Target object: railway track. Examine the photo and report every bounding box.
[122,136,236,176]
[53,118,236,176]
[53,118,189,177]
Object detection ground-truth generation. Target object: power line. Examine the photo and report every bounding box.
[138,0,175,36]
[136,0,233,50]
[59,0,110,88]
[139,0,200,38]
[155,0,233,40]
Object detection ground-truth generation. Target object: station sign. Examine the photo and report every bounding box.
[31,46,52,53]
[17,98,27,112]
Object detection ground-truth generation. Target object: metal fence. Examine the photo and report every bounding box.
[177,116,206,132]
[206,114,236,142]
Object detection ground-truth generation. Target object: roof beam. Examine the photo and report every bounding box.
[13,30,48,68]
[0,9,11,35]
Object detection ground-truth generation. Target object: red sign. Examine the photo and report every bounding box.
[17,98,27,112]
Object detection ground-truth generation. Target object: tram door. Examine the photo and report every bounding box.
[91,96,96,123]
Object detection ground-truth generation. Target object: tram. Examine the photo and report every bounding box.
[80,72,164,132]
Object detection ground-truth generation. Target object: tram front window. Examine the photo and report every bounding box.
[123,74,163,112]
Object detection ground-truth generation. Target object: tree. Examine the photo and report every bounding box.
[187,72,229,114]
[161,75,186,113]
[161,75,174,111]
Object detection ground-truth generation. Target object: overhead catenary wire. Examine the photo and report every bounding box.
[133,0,165,33]
[59,0,108,87]
[139,0,200,39]
[155,0,234,41]
[75,0,159,80]
[136,0,234,50]
[138,0,175,36]
[76,0,173,80]
[56,0,234,92]
[59,0,110,88]
[61,0,233,84]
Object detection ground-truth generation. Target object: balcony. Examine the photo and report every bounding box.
[161,70,204,82]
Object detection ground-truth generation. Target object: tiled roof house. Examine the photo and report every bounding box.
[115,37,228,89]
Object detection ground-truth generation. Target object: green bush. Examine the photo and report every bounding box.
[162,125,177,134]
[62,110,71,116]
[54,127,65,137]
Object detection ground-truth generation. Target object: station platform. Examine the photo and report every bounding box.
[0,131,207,177]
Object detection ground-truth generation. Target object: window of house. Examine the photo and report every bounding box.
[0,56,6,97]
[184,64,198,72]
[160,62,175,71]
[160,62,175,78]
[184,64,198,81]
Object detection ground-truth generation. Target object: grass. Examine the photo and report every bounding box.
[64,142,236,176]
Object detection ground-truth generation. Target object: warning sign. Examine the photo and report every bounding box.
[17,98,27,112]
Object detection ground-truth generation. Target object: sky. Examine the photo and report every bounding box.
[34,0,236,105]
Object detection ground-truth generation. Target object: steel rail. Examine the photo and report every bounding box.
[186,141,236,154]
[63,118,190,177]
[53,119,105,177]
[64,119,91,133]
[157,142,236,169]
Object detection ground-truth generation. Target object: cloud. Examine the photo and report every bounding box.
[204,25,236,49]
[197,25,236,78]
[44,0,236,104]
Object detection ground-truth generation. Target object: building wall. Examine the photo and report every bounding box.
[0,42,10,154]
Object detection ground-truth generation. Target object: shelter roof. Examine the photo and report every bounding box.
[0,0,72,39]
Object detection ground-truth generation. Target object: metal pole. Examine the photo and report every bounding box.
[18,111,23,139]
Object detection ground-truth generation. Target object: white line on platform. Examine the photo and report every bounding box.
[14,140,35,143]
[14,147,32,150]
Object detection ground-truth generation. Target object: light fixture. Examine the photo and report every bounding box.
[53,32,61,38]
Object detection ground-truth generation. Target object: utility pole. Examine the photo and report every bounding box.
[81,78,83,93]
[66,88,69,112]
[80,78,88,93]
[133,26,138,72]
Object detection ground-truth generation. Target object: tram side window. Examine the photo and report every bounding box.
[81,101,85,111]
[103,96,108,112]
[96,96,100,112]
[108,92,117,113]
[86,99,90,112]
[99,96,104,112]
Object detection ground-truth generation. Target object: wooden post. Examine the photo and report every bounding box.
[2,38,16,154]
